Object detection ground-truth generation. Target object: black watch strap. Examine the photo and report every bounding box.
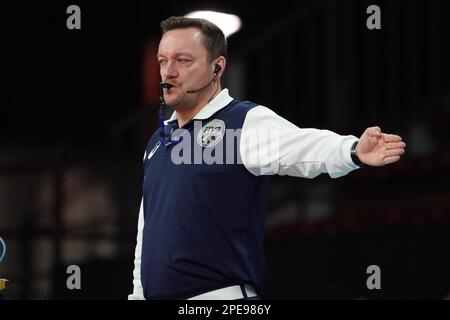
[351,141,365,167]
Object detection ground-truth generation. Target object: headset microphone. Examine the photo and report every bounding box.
[157,65,221,145]
[160,82,173,90]
[186,64,221,94]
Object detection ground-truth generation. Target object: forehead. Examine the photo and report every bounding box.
[158,28,207,57]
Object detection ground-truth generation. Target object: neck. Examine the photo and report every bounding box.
[177,83,221,128]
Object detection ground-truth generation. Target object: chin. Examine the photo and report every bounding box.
[167,96,193,111]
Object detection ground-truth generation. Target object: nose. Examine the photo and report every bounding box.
[161,61,178,80]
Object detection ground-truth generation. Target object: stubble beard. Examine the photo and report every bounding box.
[164,91,184,109]
[165,92,201,112]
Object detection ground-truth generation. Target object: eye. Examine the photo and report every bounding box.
[178,59,192,65]
[158,59,167,66]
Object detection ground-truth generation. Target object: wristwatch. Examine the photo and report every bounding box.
[350,141,365,167]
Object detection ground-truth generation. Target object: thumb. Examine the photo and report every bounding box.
[367,126,381,137]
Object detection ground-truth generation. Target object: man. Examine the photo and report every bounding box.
[128,16,406,300]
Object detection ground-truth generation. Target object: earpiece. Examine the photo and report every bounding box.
[214,64,221,74]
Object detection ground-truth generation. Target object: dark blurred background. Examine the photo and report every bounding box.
[1,0,449,299]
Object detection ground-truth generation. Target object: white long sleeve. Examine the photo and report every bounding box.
[128,198,145,300]
[240,106,359,178]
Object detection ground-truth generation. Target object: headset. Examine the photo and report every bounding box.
[158,64,222,145]
[186,64,221,93]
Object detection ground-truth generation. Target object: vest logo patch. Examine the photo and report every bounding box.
[197,119,226,148]
[147,141,161,160]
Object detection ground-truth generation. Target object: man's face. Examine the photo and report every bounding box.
[157,28,212,110]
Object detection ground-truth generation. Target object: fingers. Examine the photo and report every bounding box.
[384,148,405,157]
[382,142,405,165]
[382,133,403,143]
[384,156,401,165]
[386,141,406,150]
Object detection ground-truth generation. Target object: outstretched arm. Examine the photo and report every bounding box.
[356,126,406,166]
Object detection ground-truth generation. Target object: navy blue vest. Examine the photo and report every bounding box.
[141,100,268,299]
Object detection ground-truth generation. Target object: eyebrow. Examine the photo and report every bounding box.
[157,52,195,59]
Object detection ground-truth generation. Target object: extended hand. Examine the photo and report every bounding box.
[356,126,406,166]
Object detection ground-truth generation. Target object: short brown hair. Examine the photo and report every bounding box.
[160,16,227,62]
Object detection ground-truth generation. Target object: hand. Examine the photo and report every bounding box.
[356,126,406,166]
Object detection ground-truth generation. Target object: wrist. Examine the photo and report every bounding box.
[350,141,365,167]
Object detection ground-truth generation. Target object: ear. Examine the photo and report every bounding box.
[213,56,226,80]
